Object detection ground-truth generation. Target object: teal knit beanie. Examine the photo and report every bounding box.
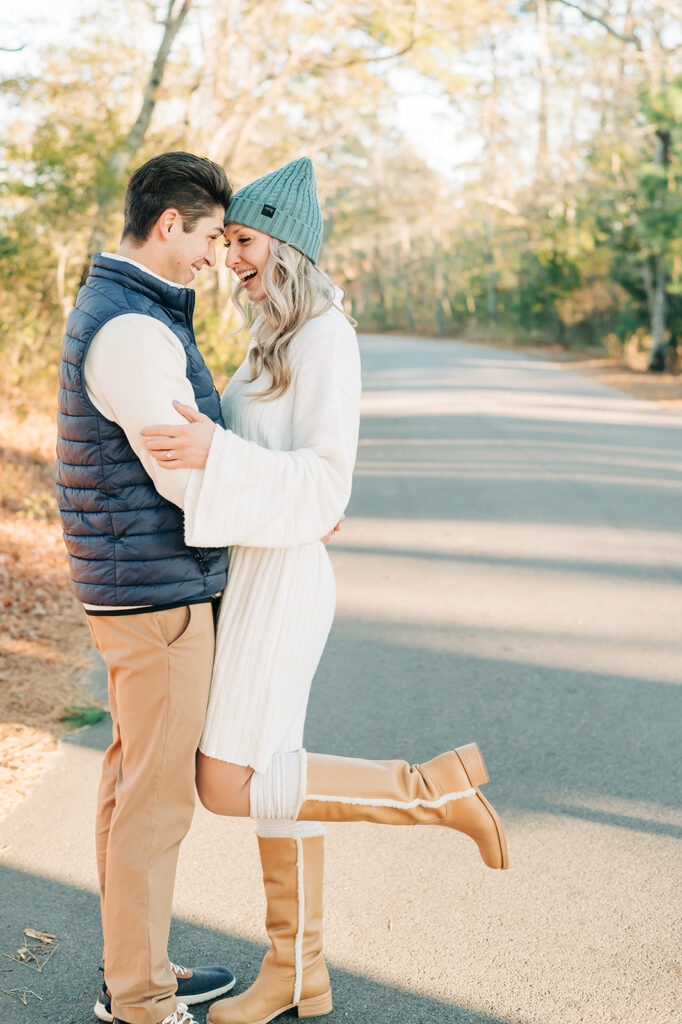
[224,157,323,264]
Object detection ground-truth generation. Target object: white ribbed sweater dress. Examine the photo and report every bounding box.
[183,300,361,771]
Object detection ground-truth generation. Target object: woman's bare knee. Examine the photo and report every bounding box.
[196,753,253,816]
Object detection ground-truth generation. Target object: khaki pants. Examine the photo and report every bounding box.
[88,603,215,1024]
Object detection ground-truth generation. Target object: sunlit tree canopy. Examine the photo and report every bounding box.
[1,0,681,395]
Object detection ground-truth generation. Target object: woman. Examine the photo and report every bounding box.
[143,157,508,1024]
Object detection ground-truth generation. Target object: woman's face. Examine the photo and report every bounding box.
[223,223,271,301]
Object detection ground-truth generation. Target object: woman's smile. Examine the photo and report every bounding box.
[237,267,258,286]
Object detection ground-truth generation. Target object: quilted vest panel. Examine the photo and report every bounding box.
[55,253,229,606]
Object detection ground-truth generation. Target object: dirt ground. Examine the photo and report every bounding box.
[0,401,93,821]
[515,346,682,408]
[1,352,681,824]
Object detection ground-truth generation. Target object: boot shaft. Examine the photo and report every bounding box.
[297,745,508,869]
[257,834,329,995]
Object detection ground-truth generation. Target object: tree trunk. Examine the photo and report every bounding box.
[77,0,193,291]
[535,0,550,183]
[486,241,498,325]
[641,256,655,326]
[434,245,445,333]
[400,223,415,332]
[484,40,499,326]
[647,128,671,371]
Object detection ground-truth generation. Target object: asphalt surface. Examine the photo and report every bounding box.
[1,335,681,1024]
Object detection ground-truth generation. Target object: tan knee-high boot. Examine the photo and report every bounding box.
[208,831,332,1024]
[298,742,509,870]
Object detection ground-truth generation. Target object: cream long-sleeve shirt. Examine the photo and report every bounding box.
[84,312,196,509]
[83,255,198,510]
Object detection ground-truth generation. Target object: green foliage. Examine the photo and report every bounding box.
[61,699,108,728]
[1,0,681,394]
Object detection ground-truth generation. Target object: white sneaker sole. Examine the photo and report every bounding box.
[94,978,236,1021]
[94,1000,113,1023]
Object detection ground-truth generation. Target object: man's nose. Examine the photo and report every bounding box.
[205,243,217,268]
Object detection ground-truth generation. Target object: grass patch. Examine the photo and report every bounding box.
[60,700,107,728]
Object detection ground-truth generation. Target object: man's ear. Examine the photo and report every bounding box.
[157,208,182,238]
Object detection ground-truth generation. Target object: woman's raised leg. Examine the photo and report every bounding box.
[252,744,509,870]
[196,752,253,817]
[197,744,508,870]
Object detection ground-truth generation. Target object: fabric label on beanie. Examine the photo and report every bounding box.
[261,204,276,217]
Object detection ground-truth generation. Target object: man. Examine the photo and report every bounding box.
[56,152,237,1024]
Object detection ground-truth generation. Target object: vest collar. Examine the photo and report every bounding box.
[103,252,185,290]
[89,252,193,316]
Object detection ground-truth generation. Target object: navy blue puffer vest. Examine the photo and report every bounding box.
[56,253,229,607]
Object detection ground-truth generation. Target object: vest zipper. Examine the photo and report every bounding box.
[185,288,196,326]
[186,288,215,582]
[192,548,210,575]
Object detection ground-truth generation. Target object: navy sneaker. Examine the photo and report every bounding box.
[95,962,236,1021]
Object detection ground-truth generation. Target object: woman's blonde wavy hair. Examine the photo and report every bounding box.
[231,238,354,400]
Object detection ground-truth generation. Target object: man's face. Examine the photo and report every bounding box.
[164,206,226,286]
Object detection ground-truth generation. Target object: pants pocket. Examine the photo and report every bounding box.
[156,604,192,647]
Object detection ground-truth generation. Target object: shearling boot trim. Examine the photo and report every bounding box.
[293,837,305,1005]
[256,819,325,839]
[304,788,476,810]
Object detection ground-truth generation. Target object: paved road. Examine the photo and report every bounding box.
[1,336,681,1024]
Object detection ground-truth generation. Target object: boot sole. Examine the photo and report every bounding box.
[298,988,334,1017]
[207,987,333,1024]
[455,743,509,870]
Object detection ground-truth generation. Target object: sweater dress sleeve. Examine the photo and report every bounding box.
[183,307,361,548]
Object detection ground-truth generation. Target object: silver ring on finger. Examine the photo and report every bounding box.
[166,450,173,461]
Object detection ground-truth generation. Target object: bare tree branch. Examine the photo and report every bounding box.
[214,45,308,164]
[78,0,193,288]
[304,0,422,73]
[211,2,421,166]
[651,0,682,21]
[308,35,420,72]
[556,0,643,49]
[124,0,192,155]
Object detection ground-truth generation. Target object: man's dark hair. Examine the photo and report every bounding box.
[122,151,232,243]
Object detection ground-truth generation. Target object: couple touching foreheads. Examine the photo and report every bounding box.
[56,151,508,1024]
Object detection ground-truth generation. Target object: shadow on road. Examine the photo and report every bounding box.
[0,865,512,1024]
[65,617,682,840]
[354,336,682,534]
[352,420,682,532]
[306,623,682,836]
[330,541,682,585]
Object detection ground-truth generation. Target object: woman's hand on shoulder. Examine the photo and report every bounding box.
[141,400,216,470]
